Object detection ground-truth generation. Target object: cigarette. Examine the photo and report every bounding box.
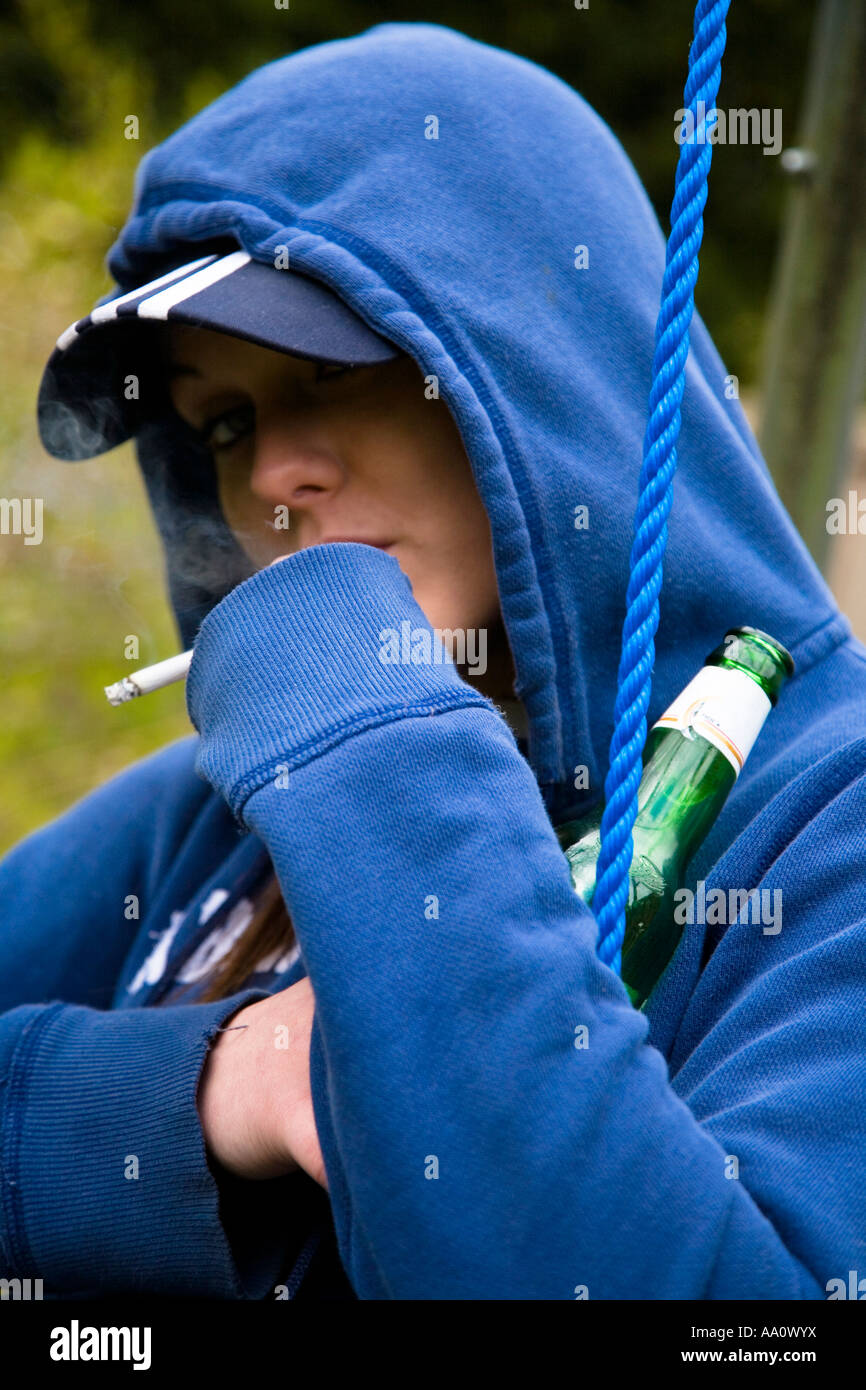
[104,650,193,705]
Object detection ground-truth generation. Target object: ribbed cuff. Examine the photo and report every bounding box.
[0,991,305,1297]
[185,543,495,824]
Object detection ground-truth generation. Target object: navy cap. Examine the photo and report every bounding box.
[37,250,400,461]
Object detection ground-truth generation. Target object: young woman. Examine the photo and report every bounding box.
[4,22,864,1301]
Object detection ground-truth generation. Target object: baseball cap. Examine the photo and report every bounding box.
[37,249,400,461]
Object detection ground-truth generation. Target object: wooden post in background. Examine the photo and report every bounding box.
[758,0,866,574]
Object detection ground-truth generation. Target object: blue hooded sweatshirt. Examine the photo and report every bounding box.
[1,22,864,1301]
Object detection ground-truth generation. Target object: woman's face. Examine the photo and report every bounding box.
[163,323,514,697]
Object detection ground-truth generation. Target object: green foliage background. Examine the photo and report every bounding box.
[0,0,816,849]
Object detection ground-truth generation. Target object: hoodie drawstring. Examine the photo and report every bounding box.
[593,0,732,975]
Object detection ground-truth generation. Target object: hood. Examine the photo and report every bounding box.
[94,20,848,817]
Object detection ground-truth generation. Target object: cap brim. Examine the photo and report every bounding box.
[37,250,400,460]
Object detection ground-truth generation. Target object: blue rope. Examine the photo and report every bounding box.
[591,0,731,976]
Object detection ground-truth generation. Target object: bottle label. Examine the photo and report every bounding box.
[651,664,771,776]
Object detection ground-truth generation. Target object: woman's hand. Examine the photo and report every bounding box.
[197,976,327,1189]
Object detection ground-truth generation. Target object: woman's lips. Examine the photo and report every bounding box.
[265,537,397,570]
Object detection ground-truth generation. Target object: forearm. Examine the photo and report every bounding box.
[242,711,821,1299]
[185,543,824,1300]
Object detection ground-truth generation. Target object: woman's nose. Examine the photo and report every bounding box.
[247,408,345,509]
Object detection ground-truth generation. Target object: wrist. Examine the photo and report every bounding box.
[198,1002,296,1180]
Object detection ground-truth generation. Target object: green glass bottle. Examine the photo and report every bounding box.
[555,628,794,1011]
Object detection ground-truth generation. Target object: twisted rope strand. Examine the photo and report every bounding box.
[591,0,731,975]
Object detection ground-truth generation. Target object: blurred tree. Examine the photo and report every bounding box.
[0,0,816,375]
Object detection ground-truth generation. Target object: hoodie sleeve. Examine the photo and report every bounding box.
[0,738,317,1297]
[0,988,319,1297]
[0,734,206,1013]
[185,544,835,1300]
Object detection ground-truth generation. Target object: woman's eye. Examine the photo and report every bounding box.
[194,365,356,450]
[198,403,254,452]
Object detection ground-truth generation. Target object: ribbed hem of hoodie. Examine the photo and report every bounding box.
[185,542,498,825]
[0,991,312,1298]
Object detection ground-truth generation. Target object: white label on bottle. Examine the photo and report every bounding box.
[651,664,772,776]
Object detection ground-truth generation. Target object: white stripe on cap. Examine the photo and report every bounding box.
[56,323,81,353]
[55,254,220,352]
[136,249,252,319]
